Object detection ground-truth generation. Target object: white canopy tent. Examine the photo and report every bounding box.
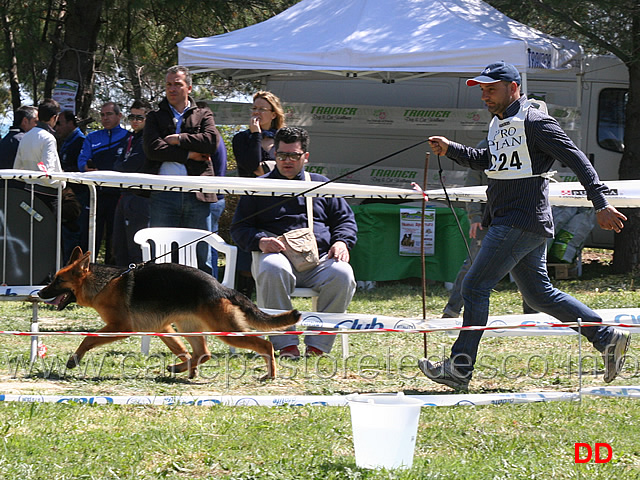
[178,0,582,86]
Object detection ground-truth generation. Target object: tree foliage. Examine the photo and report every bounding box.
[0,0,298,118]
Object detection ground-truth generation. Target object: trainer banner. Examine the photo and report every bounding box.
[1,170,423,200]
[0,391,577,407]
[426,180,640,208]
[265,308,640,336]
[205,101,579,132]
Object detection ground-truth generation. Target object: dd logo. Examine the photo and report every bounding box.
[574,443,613,463]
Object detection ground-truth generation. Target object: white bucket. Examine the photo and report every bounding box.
[346,392,423,469]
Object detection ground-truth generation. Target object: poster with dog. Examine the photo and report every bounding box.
[399,208,435,256]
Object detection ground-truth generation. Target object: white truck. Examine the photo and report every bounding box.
[266,55,628,248]
[209,55,628,248]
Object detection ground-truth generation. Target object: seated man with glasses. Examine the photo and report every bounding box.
[230,126,357,359]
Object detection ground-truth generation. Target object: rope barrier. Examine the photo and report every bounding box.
[0,321,636,338]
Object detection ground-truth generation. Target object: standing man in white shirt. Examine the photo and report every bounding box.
[15,99,62,178]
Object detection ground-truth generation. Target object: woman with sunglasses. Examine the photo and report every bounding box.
[232,91,285,177]
[111,100,152,266]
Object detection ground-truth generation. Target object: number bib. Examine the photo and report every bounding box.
[485,101,534,179]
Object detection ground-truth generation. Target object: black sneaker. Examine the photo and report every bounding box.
[602,329,630,383]
[418,358,470,391]
[441,307,460,318]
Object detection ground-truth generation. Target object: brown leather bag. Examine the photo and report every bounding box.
[277,173,319,272]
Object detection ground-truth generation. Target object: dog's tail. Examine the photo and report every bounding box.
[229,292,301,330]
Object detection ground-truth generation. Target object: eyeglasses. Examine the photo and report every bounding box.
[276,152,305,161]
[251,106,272,113]
[127,114,146,121]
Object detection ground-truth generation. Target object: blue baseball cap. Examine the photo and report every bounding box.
[466,62,521,86]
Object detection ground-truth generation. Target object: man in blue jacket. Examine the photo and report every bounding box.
[78,102,129,263]
[231,127,357,359]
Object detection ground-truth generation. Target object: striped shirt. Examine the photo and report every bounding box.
[446,96,610,238]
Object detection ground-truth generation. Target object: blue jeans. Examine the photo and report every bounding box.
[149,191,211,273]
[207,198,226,279]
[443,228,486,316]
[450,224,614,375]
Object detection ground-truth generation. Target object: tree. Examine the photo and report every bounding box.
[0,0,55,112]
[0,0,299,119]
[55,0,104,119]
[487,0,640,272]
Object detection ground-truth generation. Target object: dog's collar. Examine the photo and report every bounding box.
[115,263,141,279]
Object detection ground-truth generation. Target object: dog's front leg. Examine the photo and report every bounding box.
[67,328,130,369]
[169,336,211,379]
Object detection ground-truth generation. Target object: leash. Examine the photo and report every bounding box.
[436,153,473,261]
[132,139,430,267]
[231,138,430,228]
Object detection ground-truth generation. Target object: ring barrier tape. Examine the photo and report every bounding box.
[0,392,579,407]
[4,171,640,207]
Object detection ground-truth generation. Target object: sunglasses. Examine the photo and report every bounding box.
[275,152,305,161]
[127,114,146,121]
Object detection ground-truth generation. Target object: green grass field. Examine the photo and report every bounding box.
[0,254,639,479]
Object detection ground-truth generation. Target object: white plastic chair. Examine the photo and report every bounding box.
[252,251,349,358]
[133,227,237,354]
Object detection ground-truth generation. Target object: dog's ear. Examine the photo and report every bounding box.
[68,246,84,264]
[77,251,91,271]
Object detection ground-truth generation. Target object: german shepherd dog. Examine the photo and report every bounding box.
[38,247,301,380]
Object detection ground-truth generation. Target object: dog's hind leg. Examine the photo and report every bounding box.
[219,336,277,381]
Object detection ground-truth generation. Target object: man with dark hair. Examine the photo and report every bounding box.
[422,61,629,391]
[15,99,62,176]
[56,110,85,172]
[55,110,87,261]
[77,101,128,263]
[231,126,358,359]
[143,65,220,272]
[0,105,39,169]
[111,99,152,266]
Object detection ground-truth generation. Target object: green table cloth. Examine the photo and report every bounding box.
[349,203,470,283]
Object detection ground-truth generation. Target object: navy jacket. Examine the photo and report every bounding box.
[113,130,145,173]
[60,127,86,172]
[230,168,358,256]
[0,128,25,169]
[78,125,129,171]
[446,95,610,238]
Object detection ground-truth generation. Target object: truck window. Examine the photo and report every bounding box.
[597,88,626,153]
